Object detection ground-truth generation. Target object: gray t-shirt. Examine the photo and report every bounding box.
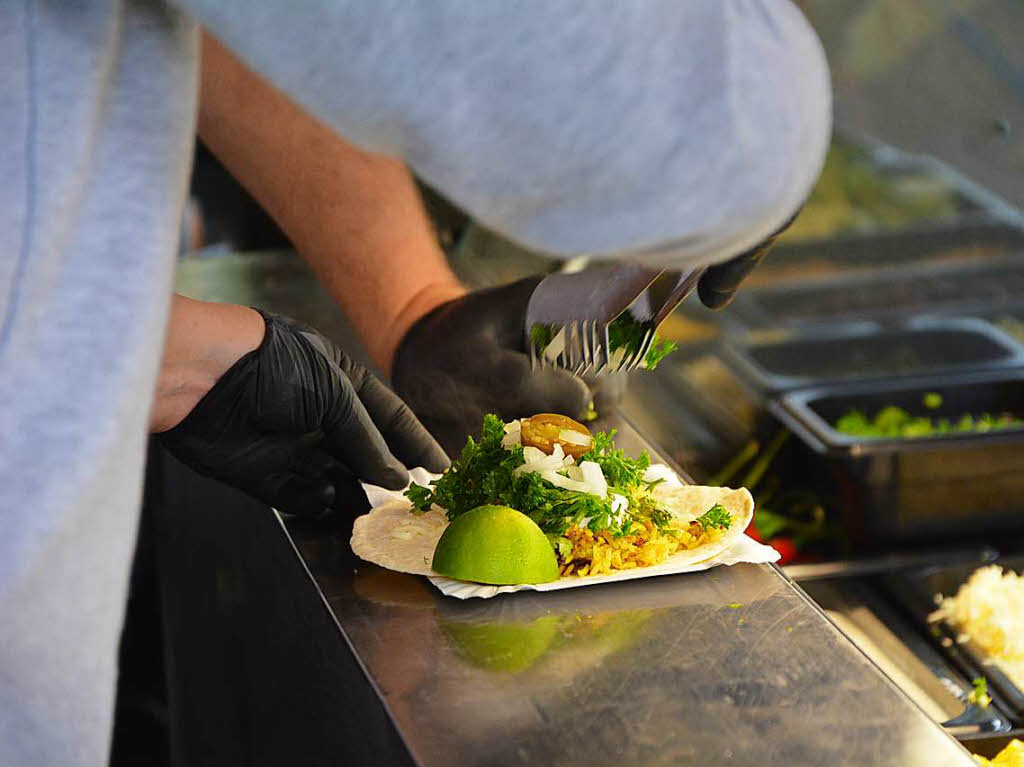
[0,1,829,763]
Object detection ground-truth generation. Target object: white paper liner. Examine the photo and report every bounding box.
[360,466,780,600]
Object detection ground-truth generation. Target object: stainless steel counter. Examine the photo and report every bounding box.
[283,413,974,766]
[173,251,976,765]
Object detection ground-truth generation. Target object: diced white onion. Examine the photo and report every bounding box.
[514,445,612,500]
[611,493,629,514]
[540,470,592,494]
[565,465,585,482]
[521,445,546,464]
[559,428,592,448]
[501,420,522,450]
[514,443,567,476]
[580,461,608,499]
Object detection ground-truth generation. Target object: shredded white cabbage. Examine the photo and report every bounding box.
[933,565,1024,688]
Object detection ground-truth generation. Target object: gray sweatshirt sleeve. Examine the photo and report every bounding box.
[177,0,831,265]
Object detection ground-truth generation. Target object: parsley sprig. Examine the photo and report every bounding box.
[529,316,678,371]
[405,414,669,537]
[607,314,678,370]
[694,503,732,532]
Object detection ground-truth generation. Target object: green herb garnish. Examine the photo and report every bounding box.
[968,677,991,708]
[405,414,669,537]
[607,314,677,370]
[694,503,732,532]
[530,316,677,370]
[529,323,557,356]
[835,406,1023,439]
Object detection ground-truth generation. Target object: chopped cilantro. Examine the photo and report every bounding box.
[405,414,671,537]
[695,503,732,532]
[529,315,676,370]
[529,323,557,355]
[549,535,573,561]
[835,406,1022,439]
[643,335,679,370]
[607,314,677,370]
[969,677,991,708]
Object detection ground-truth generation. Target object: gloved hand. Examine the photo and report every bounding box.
[158,310,448,518]
[392,277,603,455]
[697,209,800,309]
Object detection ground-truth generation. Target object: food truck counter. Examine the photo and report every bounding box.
[154,251,977,765]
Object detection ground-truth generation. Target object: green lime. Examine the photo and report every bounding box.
[432,505,559,585]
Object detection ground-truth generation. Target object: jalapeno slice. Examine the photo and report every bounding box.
[520,413,593,458]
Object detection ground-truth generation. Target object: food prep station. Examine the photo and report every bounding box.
[146,406,977,766]
[150,133,1021,764]
[140,5,1024,751]
[618,139,1024,759]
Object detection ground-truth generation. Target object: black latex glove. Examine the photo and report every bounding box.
[393,277,600,455]
[158,310,448,519]
[697,209,800,309]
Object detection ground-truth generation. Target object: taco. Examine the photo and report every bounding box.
[351,414,753,582]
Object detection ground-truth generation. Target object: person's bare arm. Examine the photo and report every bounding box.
[151,294,265,432]
[197,32,465,375]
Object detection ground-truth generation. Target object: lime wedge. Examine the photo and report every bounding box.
[432,505,559,585]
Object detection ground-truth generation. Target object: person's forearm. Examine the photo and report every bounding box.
[151,295,265,432]
[197,32,465,375]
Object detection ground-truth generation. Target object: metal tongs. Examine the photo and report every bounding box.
[525,263,705,375]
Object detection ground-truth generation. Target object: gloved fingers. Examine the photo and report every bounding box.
[320,374,409,490]
[419,410,488,460]
[698,209,799,309]
[290,448,342,481]
[260,472,338,519]
[500,351,591,421]
[325,462,372,516]
[489,275,546,348]
[697,248,770,309]
[347,370,449,473]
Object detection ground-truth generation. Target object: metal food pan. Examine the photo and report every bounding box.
[727,257,1024,330]
[770,371,1024,545]
[884,556,1024,720]
[801,577,1010,736]
[766,218,1024,271]
[722,317,1024,395]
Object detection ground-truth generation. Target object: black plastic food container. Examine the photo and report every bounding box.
[723,317,1024,394]
[771,371,1024,546]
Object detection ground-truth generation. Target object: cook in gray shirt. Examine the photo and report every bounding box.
[0,2,829,764]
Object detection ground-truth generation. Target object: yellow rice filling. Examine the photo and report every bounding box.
[557,518,729,577]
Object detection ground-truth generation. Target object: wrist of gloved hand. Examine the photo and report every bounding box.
[392,276,627,455]
[697,208,801,309]
[158,309,447,518]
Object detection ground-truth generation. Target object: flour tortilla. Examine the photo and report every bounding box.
[350,479,754,580]
[651,484,755,566]
[351,501,449,576]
